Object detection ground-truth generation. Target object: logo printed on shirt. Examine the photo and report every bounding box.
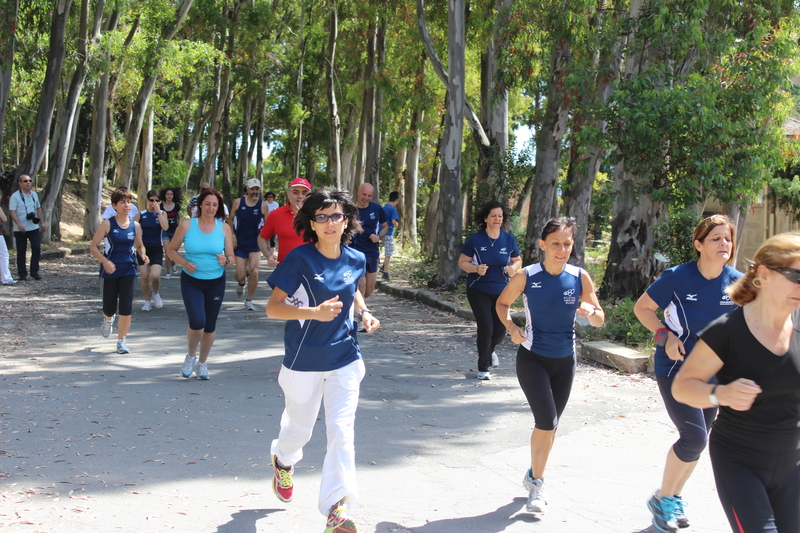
[686,294,698,301]
[480,246,487,252]
[127,232,134,239]
[500,247,508,255]
[314,273,324,281]
[286,295,303,307]
[214,296,221,301]
[370,212,376,219]
[530,282,542,289]
[343,269,356,284]
[720,293,735,305]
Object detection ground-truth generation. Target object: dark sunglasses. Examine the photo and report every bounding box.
[770,267,800,284]
[312,213,346,224]
[148,198,159,202]
[21,179,31,183]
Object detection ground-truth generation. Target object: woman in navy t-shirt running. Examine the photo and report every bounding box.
[458,201,522,380]
[266,189,380,533]
[496,216,604,515]
[634,215,742,532]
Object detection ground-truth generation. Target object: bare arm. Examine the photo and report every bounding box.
[354,289,380,333]
[89,220,115,274]
[157,210,169,231]
[167,220,196,274]
[578,269,604,327]
[634,291,685,361]
[134,222,149,264]
[458,252,487,276]
[673,339,762,411]
[496,271,528,344]
[218,223,236,266]
[504,255,522,278]
[266,286,344,322]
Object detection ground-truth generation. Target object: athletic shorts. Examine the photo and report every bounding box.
[138,246,163,266]
[382,235,395,257]
[365,255,380,274]
[161,231,175,241]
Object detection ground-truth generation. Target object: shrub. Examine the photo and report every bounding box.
[578,296,655,352]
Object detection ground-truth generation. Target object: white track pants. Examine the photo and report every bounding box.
[271,358,365,515]
[0,236,12,283]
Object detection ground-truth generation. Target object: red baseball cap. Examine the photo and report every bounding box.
[289,177,312,190]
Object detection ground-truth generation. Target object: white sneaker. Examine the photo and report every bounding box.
[491,351,499,367]
[142,300,151,312]
[172,265,178,274]
[244,300,254,311]
[477,371,491,380]
[195,362,209,380]
[165,273,171,280]
[523,470,546,513]
[153,293,163,309]
[181,354,196,378]
[236,283,245,298]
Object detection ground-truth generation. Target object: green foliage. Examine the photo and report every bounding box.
[155,152,189,190]
[587,171,613,241]
[653,209,703,267]
[578,297,655,350]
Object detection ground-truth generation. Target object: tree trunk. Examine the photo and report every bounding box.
[431,0,464,289]
[136,106,154,205]
[479,0,510,201]
[16,0,74,183]
[325,4,341,189]
[255,73,268,182]
[202,54,229,188]
[523,40,571,264]
[237,96,253,190]
[182,101,208,187]
[115,0,194,188]
[402,109,423,247]
[293,0,309,180]
[85,74,109,239]
[0,0,19,176]
[355,24,377,197]
[340,103,359,192]
[365,20,386,199]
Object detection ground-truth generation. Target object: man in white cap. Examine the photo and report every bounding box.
[258,177,311,267]
[229,178,269,310]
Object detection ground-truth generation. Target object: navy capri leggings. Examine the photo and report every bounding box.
[656,374,717,463]
[180,273,226,333]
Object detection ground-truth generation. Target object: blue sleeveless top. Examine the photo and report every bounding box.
[101,217,137,278]
[183,218,225,280]
[521,262,584,358]
[139,210,163,247]
[233,197,264,245]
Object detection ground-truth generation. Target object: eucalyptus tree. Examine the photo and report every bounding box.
[601,0,797,298]
[0,0,19,177]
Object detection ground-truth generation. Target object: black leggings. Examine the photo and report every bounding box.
[181,273,226,333]
[710,433,800,533]
[656,374,717,463]
[516,345,576,431]
[466,287,506,372]
[102,275,135,317]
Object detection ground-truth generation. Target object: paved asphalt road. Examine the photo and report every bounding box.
[0,257,731,532]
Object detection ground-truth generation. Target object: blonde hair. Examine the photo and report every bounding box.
[693,214,736,265]
[727,231,800,305]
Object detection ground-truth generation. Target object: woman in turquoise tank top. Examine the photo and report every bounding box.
[167,189,235,380]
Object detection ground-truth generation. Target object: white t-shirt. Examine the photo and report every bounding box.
[102,203,139,220]
[266,200,280,214]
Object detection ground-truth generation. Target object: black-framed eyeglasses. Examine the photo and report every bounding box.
[148,198,159,202]
[312,213,346,224]
[21,180,31,183]
[770,266,800,284]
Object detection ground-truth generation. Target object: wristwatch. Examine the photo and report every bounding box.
[357,309,372,321]
[709,384,720,407]
[655,327,671,346]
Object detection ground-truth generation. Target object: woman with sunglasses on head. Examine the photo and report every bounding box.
[137,190,169,311]
[90,188,148,354]
[167,188,235,380]
[159,187,182,279]
[458,201,522,380]
[496,216,604,515]
[673,232,800,533]
[266,189,379,533]
[633,215,743,533]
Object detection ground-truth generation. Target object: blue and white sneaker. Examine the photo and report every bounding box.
[647,491,679,533]
[116,338,130,354]
[674,495,689,528]
[195,362,209,380]
[523,469,546,513]
[101,316,114,338]
[181,354,197,378]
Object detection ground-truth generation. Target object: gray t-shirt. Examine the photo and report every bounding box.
[9,190,41,232]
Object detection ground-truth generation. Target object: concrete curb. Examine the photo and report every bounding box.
[376,279,651,374]
[10,245,90,261]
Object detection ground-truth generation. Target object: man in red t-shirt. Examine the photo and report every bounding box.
[258,177,312,266]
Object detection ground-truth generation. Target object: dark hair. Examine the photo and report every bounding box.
[692,214,736,264]
[195,189,226,219]
[474,201,510,231]
[159,187,182,206]
[295,189,362,244]
[389,191,400,202]
[265,191,275,199]
[111,188,134,205]
[540,216,577,241]
[146,189,159,200]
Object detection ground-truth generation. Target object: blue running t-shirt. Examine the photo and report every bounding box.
[460,230,521,295]
[268,243,367,371]
[646,261,742,377]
